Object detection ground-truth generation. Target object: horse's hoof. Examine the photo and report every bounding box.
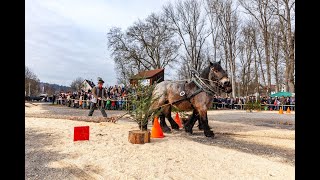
[198,125,212,130]
[184,127,193,134]
[162,126,171,133]
[204,130,215,137]
[171,124,180,130]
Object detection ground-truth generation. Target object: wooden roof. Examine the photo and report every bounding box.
[83,79,95,88]
[130,68,164,80]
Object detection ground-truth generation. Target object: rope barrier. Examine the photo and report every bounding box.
[55,97,132,111]
[211,102,295,110]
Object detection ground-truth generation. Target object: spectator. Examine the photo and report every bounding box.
[52,94,56,105]
[87,90,92,109]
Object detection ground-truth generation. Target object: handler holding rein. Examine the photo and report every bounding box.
[88,77,108,117]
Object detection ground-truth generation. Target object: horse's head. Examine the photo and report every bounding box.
[208,61,232,93]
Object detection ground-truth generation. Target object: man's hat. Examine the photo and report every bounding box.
[97,77,104,84]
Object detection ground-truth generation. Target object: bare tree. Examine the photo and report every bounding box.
[272,0,295,92]
[238,42,247,96]
[107,27,149,73]
[250,23,267,90]
[43,84,56,96]
[70,77,84,92]
[206,0,239,98]
[238,23,256,96]
[236,19,266,96]
[25,66,40,96]
[242,20,267,96]
[163,0,211,79]
[239,0,275,95]
[204,0,222,63]
[114,60,134,85]
[127,13,180,69]
[269,21,283,92]
[107,0,294,96]
[107,12,179,82]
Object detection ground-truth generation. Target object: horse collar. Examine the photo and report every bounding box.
[191,77,215,96]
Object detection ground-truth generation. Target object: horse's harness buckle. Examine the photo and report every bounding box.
[180,91,185,96]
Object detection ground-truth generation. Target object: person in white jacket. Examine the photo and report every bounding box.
[88,77,108,117]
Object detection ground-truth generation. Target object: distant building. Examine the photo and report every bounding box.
[269,84,277,95]
[256,84,277,97]
[258,84,290,96]
[130,68,164,86]
[280,83,286,92]
[268,84,286,94]
[81,79,95,92]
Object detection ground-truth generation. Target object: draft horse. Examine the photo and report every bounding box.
[149,61,232,137]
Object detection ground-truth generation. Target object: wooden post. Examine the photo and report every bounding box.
[128,130,151,144]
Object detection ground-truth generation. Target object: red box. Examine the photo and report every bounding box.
[74,126,89,141]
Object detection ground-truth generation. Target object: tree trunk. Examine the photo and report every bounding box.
[271,26,280,93]
[254,47,259,97]
[286,4,295,93]
[228,34,236,98]
[276,0,295,93]
[274,63,279,93]
[230,65,236,98]
[238,81,241,97]
[263,31,272,95]
[128,130,151,144]
[253,31,266,88]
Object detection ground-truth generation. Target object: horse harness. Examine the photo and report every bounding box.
[169,72,221,107]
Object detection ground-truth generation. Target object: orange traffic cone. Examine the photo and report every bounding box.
[151,117,164,138]
[279,107,283,114]
[174,112,183,128]
[286,107,291,114]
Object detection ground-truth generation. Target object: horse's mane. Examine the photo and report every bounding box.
[198,62,221,89]
[200,65,211,79]
[199,62,221,79]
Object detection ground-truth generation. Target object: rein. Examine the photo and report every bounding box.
[166,70,225,107]
[193,75,218,96]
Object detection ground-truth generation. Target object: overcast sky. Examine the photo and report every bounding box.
[25,0,172,86]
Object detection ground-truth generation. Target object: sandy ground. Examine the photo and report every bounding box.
[25,102,295,180]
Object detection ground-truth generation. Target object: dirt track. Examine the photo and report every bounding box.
[25,102,295,179]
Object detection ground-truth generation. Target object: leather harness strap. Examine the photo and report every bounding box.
[170,78,211,107]
[160,71,224,109]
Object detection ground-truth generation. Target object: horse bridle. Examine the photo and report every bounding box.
[190,69,226,96]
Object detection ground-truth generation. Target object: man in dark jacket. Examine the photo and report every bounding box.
[52,94,56,104]
[88,77,108,117]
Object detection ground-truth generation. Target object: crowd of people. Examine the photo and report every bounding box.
[46,79,296,112]
[52,91,295,111]
[212,95,295,111]
[54,84,130,110]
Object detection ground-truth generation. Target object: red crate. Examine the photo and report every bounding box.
[74,126,89,141]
